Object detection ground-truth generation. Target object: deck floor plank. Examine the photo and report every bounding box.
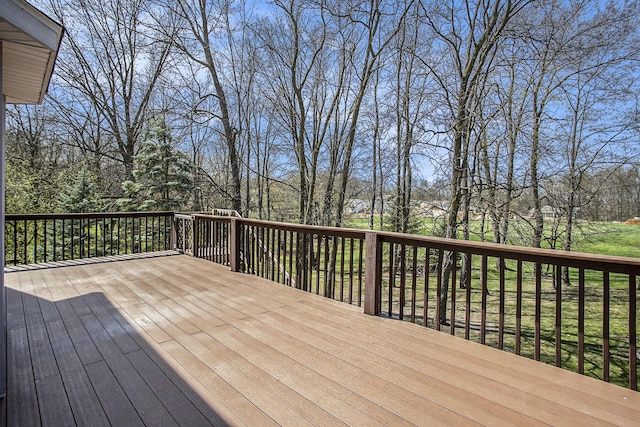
[84,360,145,427]
[5,253,640,426]
[297,296,640,424]
[160,338,279,426]
[111,309,236,426]
[21,292,59,382]
[34,374,76,426]
[52,298,104,366]
[6,273,26,331]
[80,312,178,427]
[192,330,348,427]
[175,274,532,422]
[269,299,596,426]
[125,348,214,427]
[185,330,319,427]
[43,318,110,426]
[236,317,482,425]
[292,298,620,424]
[7,326,40,426]
[209,320,444,427]
[254,309,536,426]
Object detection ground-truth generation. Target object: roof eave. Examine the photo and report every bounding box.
[0,0,63,105]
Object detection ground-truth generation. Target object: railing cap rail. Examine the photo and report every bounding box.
[194,214,640,274]
[6,211,175,220]
[374,230,640,274]
[192,215,368,239]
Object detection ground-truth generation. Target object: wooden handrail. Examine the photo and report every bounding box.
[5,212,174,265]
[197,214,640,274]
[374,230,640,274]
[6,211,174,220]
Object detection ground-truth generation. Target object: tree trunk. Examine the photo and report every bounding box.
[531,97,544,248]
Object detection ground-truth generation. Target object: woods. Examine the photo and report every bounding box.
[7,0,640,245]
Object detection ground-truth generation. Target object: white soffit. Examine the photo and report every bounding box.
[0,0,63,105]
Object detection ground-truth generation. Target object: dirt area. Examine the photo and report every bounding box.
[623,218,640,225]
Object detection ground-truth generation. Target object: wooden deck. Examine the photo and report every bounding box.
[5,253,640,426]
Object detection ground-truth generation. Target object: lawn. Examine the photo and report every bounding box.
[344,216,640,258]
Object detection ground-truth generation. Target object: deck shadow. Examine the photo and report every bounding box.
[6,287,228,426]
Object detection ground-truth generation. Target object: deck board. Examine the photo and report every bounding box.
[5,253,640,426]
[7,327,39,426]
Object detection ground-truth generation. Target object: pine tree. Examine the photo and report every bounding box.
[58,168,102,213]
[118,119,194,212]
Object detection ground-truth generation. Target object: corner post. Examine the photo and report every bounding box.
[364,231,382,316]
[170,213,177,251]
[192,215,199,258]
[230,218,241,272]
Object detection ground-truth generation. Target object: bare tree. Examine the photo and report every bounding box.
[256,0,333,224]
[387,3,430,234]
[490,39,530,247]
[161,0,245,212]
[551,1,639,284]
[418,0,531,323]
[331,0,413,227]
[48,0,173,180]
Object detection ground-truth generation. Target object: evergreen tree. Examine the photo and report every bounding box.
[58,168,102,213]
[53,168,104,259]
[118,119,195,211]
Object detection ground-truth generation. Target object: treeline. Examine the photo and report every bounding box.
[7,0,640,251]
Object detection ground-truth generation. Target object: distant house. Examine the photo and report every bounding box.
[541,205,556,220]
[529,206,551,219]
[529,205,569,220]
[345,199,370,215]
[416,201,450,219]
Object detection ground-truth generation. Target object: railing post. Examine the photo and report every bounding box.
[364,231,382,316]
[192,215,199,258]
[170,213,177,251]
[230,218,241,272]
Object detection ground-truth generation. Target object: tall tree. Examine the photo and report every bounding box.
[419,0,532,323]
[58,169,103,213]
[331,0,413,227]
[489,36,530,247]
[158,0,243,212]
[551,0,640,283]
[118,119,195,211]
[257,0,332,224]
[388,3,428,234]
[47,0,174,180]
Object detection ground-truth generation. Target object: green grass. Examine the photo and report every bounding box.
[345,216,640,259]
[573,222,640,258]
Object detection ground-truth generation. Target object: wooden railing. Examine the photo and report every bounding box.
[190,214,639,391]
[173,213,194,255]
[5,212,174,265]
[237,218,365,303]
[365,231,639,391]
[188,215,365,303]
[4,211,639,390]
[193,214,230,265]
